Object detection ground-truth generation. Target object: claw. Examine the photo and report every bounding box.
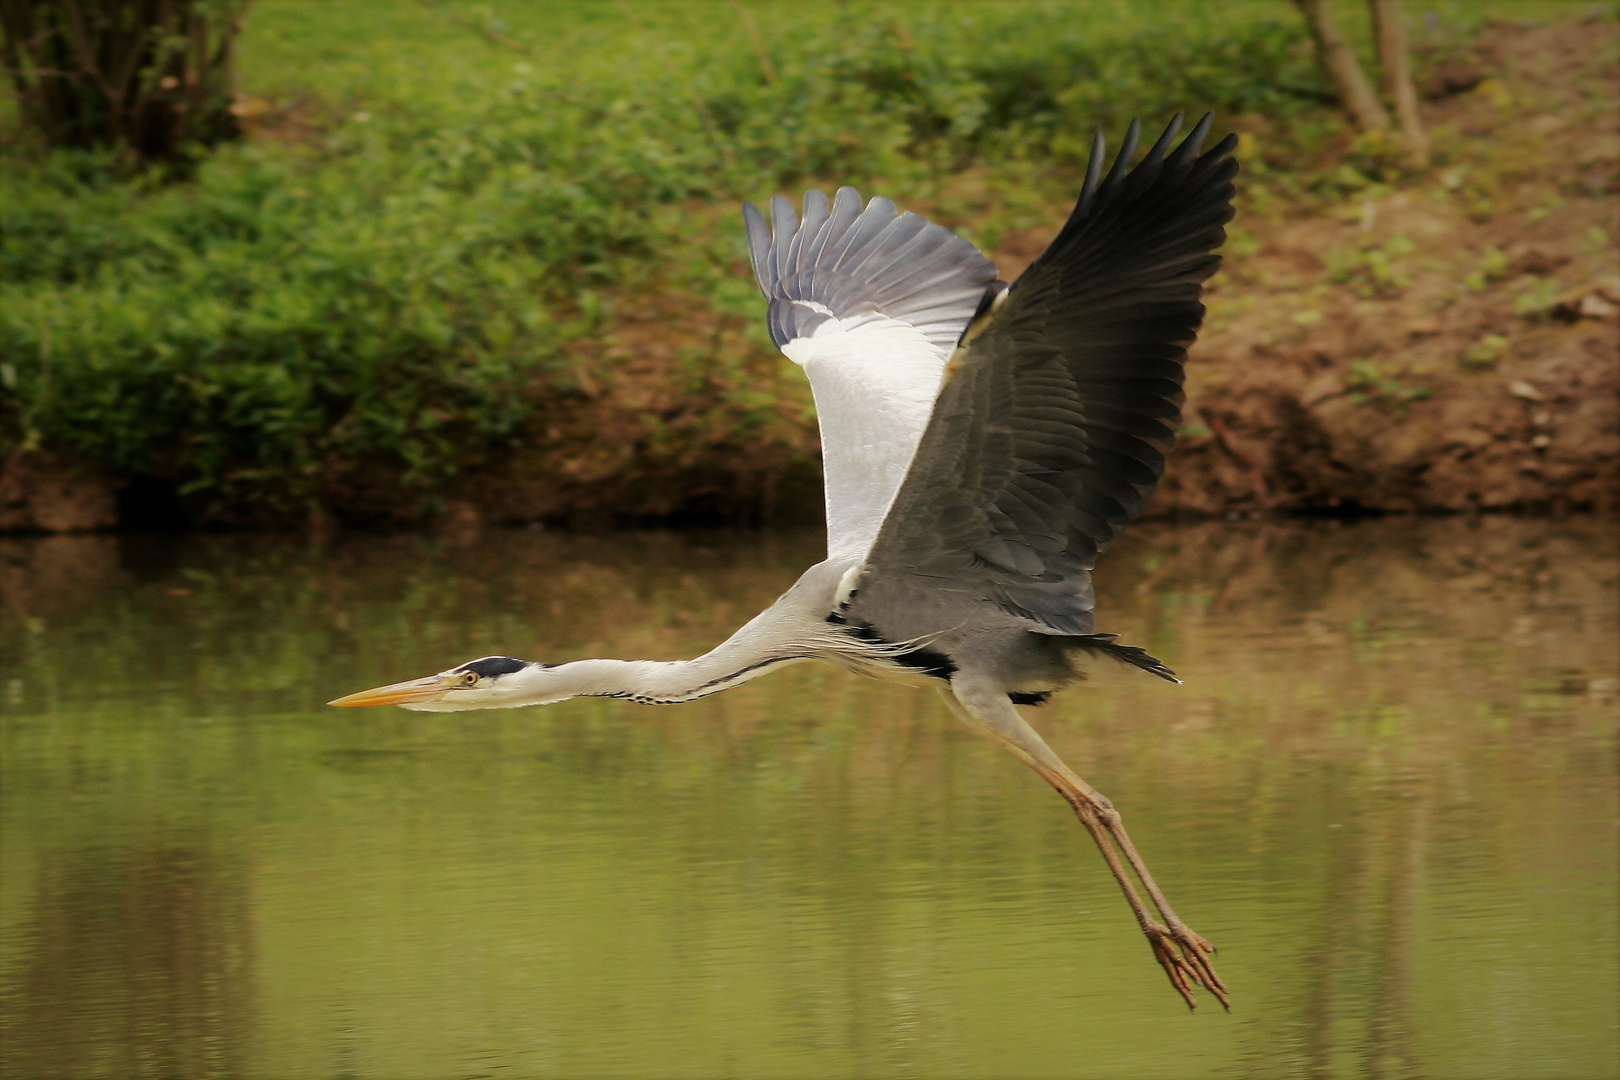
[1027,760,1232,1011]
[1144,921,1230,1011]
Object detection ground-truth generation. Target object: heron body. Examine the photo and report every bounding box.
[334,114,1239,1010]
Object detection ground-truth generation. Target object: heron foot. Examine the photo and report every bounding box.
[1143,918,1228,1012]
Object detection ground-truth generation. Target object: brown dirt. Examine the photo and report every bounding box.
[1159,16,1619,516]
[313,294,824,529]
[3,15,1615,533]
[0,450,118,533]
[480,14,1619,529]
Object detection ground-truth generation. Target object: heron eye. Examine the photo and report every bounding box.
[462,672,478,685]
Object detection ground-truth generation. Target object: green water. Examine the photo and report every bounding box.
[1,517,1615,1079]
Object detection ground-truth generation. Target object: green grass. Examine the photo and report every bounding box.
[0,0,1599,521]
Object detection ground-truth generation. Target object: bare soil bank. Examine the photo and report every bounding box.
[3,16,1615,533]
[1155,16,1618,517]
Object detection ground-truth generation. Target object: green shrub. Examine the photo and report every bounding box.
[2,1,1339,516]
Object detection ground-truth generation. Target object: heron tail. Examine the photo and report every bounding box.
[1067,634,1181,684]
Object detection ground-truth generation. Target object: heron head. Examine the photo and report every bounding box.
[328,655,546,711]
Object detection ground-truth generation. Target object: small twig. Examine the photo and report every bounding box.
[411,1,600,108]
[726,0,776,84]
[414,0,537,58]
[614,0,734,165]
[0,65,79,78]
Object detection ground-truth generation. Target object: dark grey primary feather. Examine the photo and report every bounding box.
[742,187,998,352]
[848,114,1239,640]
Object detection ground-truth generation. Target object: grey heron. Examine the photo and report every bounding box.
[332,113,1239,1010]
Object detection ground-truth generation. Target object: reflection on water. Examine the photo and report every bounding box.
[1,843,252,1078]
[1,518,1615,1079]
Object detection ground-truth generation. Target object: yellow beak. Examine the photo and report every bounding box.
[328,675,454,708]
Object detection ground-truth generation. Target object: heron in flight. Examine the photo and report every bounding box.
[333,114,1239,1010]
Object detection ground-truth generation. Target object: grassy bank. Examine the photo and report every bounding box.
[0,1,1598,525]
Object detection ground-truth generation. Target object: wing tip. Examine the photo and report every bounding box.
[742,200,772,295]
[1039,110,1239,276]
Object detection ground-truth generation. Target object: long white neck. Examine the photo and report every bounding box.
[413,560,858,712]
[533,652,808,706]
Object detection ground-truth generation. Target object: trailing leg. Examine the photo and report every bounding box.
[940,679,1229,1011]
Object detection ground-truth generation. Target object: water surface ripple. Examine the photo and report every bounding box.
[1,517,1615,1079]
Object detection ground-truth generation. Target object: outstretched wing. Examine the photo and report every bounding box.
[846,114,1239,640]
[744,189,998,560]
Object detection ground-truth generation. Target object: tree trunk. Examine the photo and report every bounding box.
[0,0,249,168]
[1293,0,1390,133]
[1370,0,1429,163]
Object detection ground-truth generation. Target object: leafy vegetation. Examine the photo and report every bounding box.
[0,0,1591,520]
[1324,233,1416,297]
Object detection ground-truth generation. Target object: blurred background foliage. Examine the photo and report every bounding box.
[0,0,1597,518]
[0,0,249,163]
